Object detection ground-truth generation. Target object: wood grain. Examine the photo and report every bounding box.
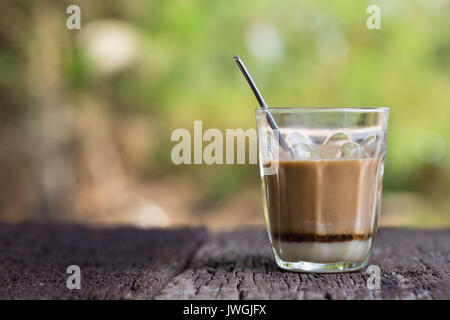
[0,223,448,299]
[155,227,450,300]
[0,223,207,299]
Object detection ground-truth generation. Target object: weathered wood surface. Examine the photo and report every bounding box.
[0,223,207,299]
[155,228,450,300]
[0,223,448,300]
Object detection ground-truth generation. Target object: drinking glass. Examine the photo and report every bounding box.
[255,107,389,273]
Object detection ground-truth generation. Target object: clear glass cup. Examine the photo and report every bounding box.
[255,107,389,273]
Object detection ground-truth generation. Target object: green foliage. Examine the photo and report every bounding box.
[3,0,450,203]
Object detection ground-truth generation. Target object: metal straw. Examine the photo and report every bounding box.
[233,55,294,157]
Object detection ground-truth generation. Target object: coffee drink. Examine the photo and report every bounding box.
[263,158,381,263]
[256,107,389,272]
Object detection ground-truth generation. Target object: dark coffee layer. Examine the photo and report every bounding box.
[271,232,373,243]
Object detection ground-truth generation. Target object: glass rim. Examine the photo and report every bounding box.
[255,107,390,112]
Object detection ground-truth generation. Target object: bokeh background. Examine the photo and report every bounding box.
[1,0,449,230]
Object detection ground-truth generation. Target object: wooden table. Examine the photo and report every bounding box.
[0,223,448,299]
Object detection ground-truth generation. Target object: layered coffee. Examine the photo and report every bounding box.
[263,158,381,263]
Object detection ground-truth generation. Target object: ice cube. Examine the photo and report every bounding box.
[340,142,360,158]
[314,132,351,159]
[286,132,312,146]
[314,144,341,159]
[292,142,316,159]
[359,134,377,157]
[285,132,315,159]
[324,132,350,145]
[361,134,376,147]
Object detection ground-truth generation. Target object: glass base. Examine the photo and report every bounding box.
[273,251,370,273]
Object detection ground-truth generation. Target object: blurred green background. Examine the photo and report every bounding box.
[0,0,449,230]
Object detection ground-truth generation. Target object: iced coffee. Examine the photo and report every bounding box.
[256,107,389,272]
